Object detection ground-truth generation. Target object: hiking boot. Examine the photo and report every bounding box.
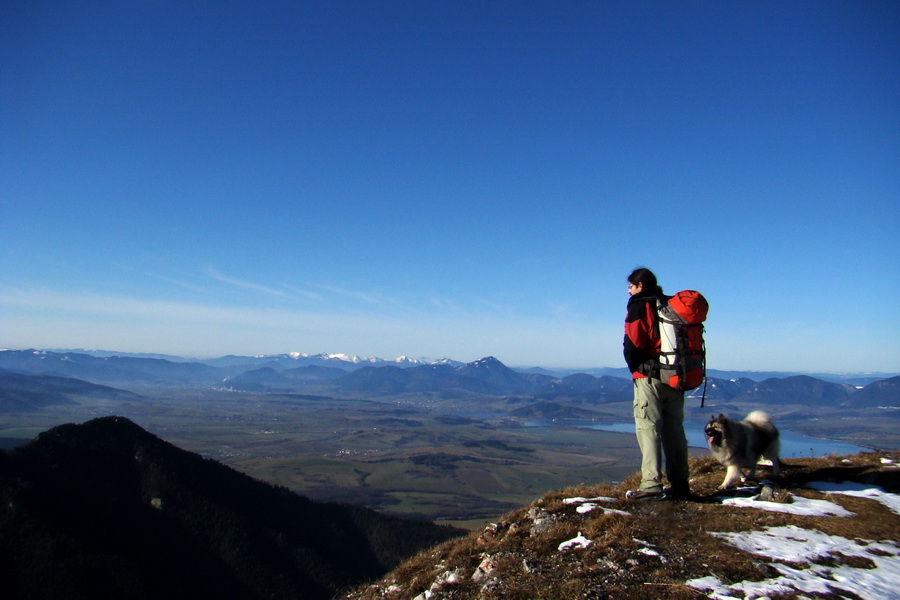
[626,488,663,500]
[664,483,692,500]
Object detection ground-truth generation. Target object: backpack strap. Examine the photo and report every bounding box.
[635,297,665,380]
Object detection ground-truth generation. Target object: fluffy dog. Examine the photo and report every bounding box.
[705,411,781,489]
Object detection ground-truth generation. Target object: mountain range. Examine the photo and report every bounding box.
[0,370,143,412]
[39,349,465,369]
[1,350,898,410]
[22,348,898,384]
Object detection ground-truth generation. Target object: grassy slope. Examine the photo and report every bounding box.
[343,451,900,600]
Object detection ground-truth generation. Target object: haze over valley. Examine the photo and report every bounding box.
[2,348,897,529]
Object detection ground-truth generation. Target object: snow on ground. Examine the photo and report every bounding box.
[806,480,900,515]
[410,466,900,600]
[687,525,900,600]
[562,496,618,504]
[688,480,900,599]
[721,492,856,516]
[557,487,900,598]
[558,532,592,551]
[633,538,667,562]
[562,495,629,515]
[576,503,629,515]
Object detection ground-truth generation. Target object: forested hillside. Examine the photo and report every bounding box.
[0,417,462,600]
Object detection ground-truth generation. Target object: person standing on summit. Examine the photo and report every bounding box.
[622,267,691,500]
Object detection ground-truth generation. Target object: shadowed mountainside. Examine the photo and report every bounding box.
[0,417,462,600]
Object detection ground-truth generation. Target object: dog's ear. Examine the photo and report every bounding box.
[716,414,727,423]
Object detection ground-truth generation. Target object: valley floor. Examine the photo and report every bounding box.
[1,388,896,528]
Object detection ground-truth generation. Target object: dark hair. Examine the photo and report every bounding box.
[628,267,663,295]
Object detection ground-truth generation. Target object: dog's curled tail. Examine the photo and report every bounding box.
[745,411,773,426]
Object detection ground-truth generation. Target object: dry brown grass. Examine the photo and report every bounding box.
[341,450,900,600]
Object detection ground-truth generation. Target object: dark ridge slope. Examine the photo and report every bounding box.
[0,417,462,600]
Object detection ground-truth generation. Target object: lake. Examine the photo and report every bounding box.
[580,421,870,458]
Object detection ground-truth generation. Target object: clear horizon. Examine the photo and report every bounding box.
[4,347,898,378]
[4,2,899,373]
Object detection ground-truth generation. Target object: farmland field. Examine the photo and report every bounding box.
[0,388,657,528]
[1,383,891,529]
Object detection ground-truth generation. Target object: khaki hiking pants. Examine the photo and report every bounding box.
[632,377,690,492]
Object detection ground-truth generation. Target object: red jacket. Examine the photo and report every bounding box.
[623,290,667,379]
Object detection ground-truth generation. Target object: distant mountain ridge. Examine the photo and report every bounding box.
[11,348,896,384]
[44,349,464,370]
[1,349,897,409]
[0,350,224,386]
[0,369,142,412]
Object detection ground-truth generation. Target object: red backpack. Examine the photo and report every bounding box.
[656,290,708,400]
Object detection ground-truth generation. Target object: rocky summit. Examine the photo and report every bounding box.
[343,451,900,600]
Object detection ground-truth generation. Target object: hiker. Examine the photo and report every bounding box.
[623,267,691,500]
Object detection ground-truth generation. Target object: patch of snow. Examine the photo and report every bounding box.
[574,503,597,514]
[633,538,668,562]
[577,503,629,515]
[638,547,666,561]
[326,353,362,363]
[563,495,629,516]
[688,525,900,600]
[721,493,855,517]
[563,495,618,504]
[807,481,900,515]
[558,532,592,551]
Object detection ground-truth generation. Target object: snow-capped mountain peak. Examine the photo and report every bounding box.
[248,352,463,369]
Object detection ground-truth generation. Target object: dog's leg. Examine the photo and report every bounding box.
[720,465,743,489]
[746,464,757,481]
[765,451,781,478]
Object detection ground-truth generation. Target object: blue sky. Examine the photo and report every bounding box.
[2,1,898,372]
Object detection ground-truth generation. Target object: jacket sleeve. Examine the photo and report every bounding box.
[623,299,655,374]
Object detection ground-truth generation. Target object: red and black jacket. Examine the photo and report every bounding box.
[623,289,669,380]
